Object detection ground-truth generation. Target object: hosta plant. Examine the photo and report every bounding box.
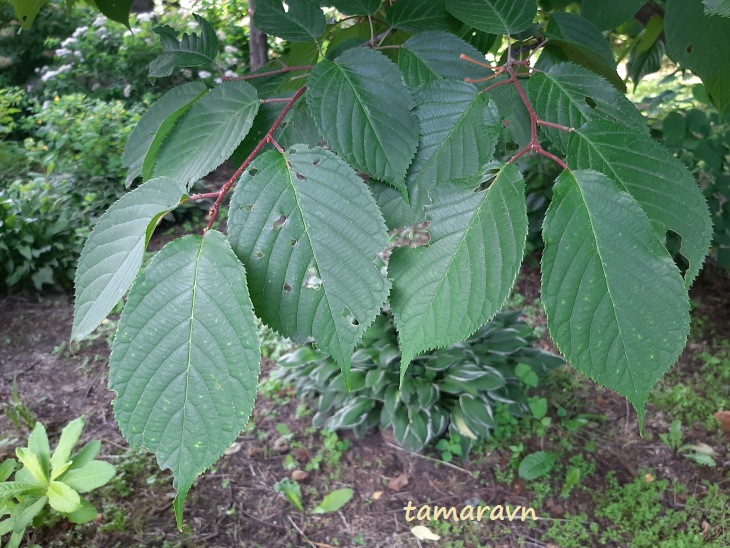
[12,0,718,527]
[0,417,116,548]
[276,311,564,452]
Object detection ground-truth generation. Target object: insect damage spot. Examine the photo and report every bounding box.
[273,215,287,230]
[585,96,597,109]
[283,283,292,292]
[290,239,298,247]
[304,267,322,289]
[249,168,259,176]
[295,172,306,181]
[341,307,359,327]
[312,159,320,166]
[255,251,265,259]
[686,44,694,54]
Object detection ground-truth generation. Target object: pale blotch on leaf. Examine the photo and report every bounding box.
[305,267,322,289]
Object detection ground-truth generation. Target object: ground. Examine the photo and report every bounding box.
[0,253,728,548]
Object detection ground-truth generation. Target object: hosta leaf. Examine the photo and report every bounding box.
[149,14,219,77]
[544,13,624,91]
[109,230,260,528]
[581,0,644,30]
[528,63,647,152]
[72,177,187,340]
[372,80,501,230]
[397,32,490,88]
[123,82,207,187]
[391,164,527,380]
[567,122,712,287]
[386,0,462,33]
[541,170,690,427]
[150,80,259,188]
[666,0,730,113]
[47,481,80,514]
[59,461,116,493]
[307,47,418,191]
[227,146,391,386]
[446,0,537,35]
[330,0,381,15]
[254,0,326,42]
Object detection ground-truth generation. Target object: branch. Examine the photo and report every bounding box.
[205,85,308,231]
[226,66,315,81]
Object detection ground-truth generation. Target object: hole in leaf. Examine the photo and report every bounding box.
[284,283,292,292]
[502,119,511,129]
[295,172,306,181]
[585,97,597,109]
[290,239,298,247]
[249,168,259,176]
[304,267,322,289]
[289,148,297,154]
[506,141,519,151]
[312,159,320,166]
[665,230,688,276]
[256,251,265,259]
[686,44,694,54]
[273,215,287,230]
[341,307,360,327]
[22,15,27,21]
[246,204,254,212]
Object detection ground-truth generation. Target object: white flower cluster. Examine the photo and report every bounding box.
[40,64,73,82]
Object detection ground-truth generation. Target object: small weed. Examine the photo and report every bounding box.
[0,378,36,431]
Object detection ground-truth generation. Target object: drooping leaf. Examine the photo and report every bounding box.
[541,170,690,427]
[109,230,261,528]
[330,0,381,15]
[72,178,187,340]
[581,0,644,30]
[254,0,326,42]
[391,164,527,380]
[528,62,647,151]
[666,0,730,113]
[397,31,491,88]
[10,0,46,29]
[123,82,208,187]
[372,80,501,230]
[627,38,665,88]
[95,0,134,27]
[544,13,625,91]
[150,80,259,188]
[312,488,354,513]
[227,146,391,386]
[307,48,418,191]
[386,0,462,33]
[149,14,220,78]
[446,0,537,35]
[703,0,730,17]
[567,122,712,287]
[518,451,556,480]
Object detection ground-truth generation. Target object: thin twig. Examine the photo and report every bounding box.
[226,66,314,81]
[287,515,317,548]
[383,442,475,477]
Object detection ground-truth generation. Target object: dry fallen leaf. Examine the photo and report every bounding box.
[387,472,409,491]
[291,469,308,481]
[372,490,383,500]
[714,411,730,432]
[224,442,241,456]
[689,443,717,456]
[702,520,711,539]
[411,525,440,541]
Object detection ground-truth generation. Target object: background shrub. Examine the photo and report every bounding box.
[277,311,563,453]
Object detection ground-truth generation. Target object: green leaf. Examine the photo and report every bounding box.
[150,80,259,188]
[566,122,712,287]
[109,230,261,527]
[66,441,102,472]
[15,449,46,486]
[372,80,501,230]
[397,32,491,88]
[391,164,527,380]
[50,417,84,478]
[9,0,45,29]
[518,451,556,480]
[528,62,647,152]
[254,0,326,42]
[95,0,133,28]
[149,14,219,77]
[123,82,208,187]
[0,483,43,500]
[541,170,690,427]
[386,0,462,33]
[11,496,47,536]
[628,39,665,88]
[72,177,188,340]
[330,0,381,15]
[227,147,390,386]
[64,498,98,524]
[545,13,625,91]
[703,0,730,17]
[273,479,304,511]
[446,0,536,35]
[581,0,644,30]
[0,459,16,483]
[307,47,418,191]
[58,461,116,493]
[27,423,50,475]
[312,488,354,514]
[46,481,80,514]
[666,0,730,113]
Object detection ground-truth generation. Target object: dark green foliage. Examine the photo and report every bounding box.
[276,311,563,452]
